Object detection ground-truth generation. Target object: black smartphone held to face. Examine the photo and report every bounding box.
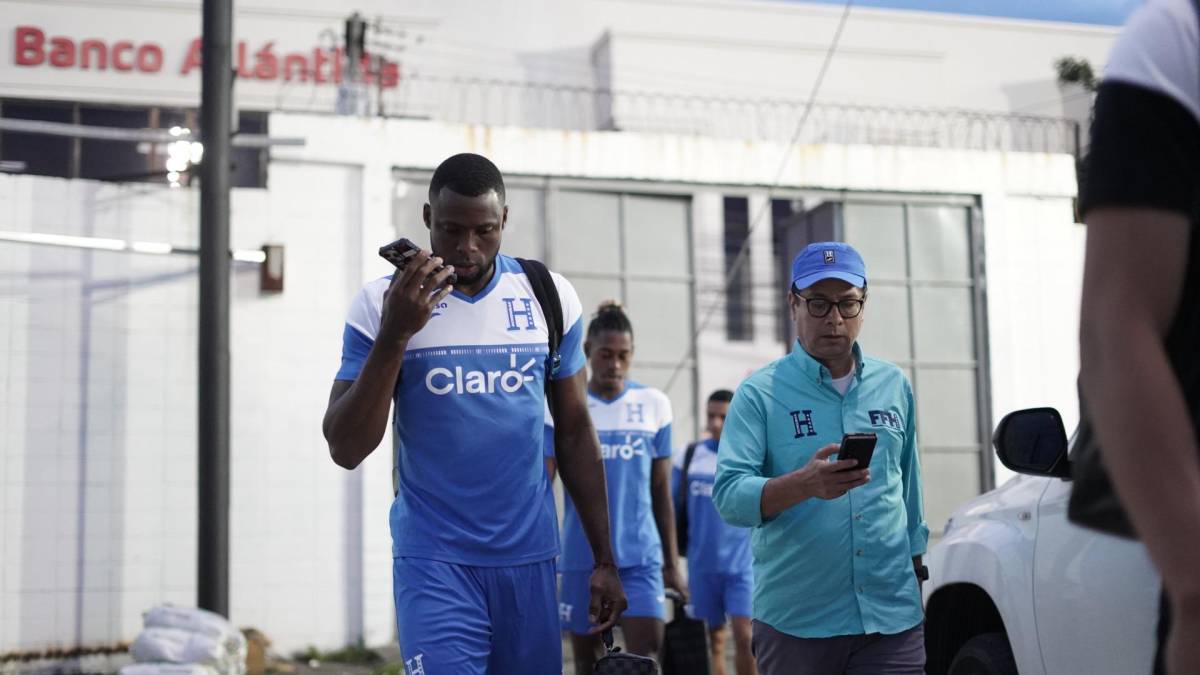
[378,237,457,286]
[837,432,877,470]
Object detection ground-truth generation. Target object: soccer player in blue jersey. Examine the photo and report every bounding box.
[322,153,626,674]
[674,389,758,675]
[545,300,687,671]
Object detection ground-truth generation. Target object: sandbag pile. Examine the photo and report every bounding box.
[119,605,247,675]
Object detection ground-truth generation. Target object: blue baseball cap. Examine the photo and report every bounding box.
[790,242,867,291]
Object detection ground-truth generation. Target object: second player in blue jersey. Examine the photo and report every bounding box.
[546,300,686,671]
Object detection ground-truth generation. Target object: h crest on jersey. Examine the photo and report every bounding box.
[502,297,538,331]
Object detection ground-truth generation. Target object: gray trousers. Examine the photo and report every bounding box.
[752,620,925,675]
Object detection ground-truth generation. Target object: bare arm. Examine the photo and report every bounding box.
[322,251,454,469]
[323,346,404,469]
[553,370,616,565]
[1080,207,1200,610]
[651,457,686,596]
[551,369,627,630]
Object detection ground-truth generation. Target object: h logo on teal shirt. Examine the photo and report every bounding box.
[790,410,817,438]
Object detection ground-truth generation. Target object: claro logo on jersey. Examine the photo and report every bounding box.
[600,434,648,460]
[424,353,538,395]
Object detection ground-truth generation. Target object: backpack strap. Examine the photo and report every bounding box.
[516,258,564,417]
[675,441,700,552]
[679,441,699,503]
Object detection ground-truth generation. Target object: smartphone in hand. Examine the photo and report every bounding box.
[837,433,877,470]
[379,238,457,286]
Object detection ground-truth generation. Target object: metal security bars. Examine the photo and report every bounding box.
[383,74,1081,156]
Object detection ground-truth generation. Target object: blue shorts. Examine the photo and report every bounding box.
[687,569,754,628]
[559,563,665,635]
[392,557,561,675]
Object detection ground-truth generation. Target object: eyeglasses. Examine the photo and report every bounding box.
[793,293,866,319]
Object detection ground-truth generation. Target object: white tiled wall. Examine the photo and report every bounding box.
[0,169,394,653]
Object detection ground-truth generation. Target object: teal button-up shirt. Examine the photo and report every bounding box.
[713,341,928,639]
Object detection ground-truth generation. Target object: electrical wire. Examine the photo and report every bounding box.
[662,0,856,392]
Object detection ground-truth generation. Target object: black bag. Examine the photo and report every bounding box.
[516,257,564,417]
[661,590,711,675]
[594,629,660,675]
[1068,203,1200,536]
[675,442,700,554]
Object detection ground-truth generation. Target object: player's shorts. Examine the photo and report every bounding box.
[393,556,560,674]
[559,563,665,635]
[687,569,754,627]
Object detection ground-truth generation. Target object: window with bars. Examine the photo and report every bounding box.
[0,97,268,188]
[723,196,753,341]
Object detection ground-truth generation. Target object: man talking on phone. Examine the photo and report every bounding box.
[322,153,626,673]
[713,242,928,675]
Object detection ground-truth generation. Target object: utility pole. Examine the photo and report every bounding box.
[198,0,233,617]
[337,12,368,115]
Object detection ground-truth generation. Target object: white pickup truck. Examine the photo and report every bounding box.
[922,408,1162,675]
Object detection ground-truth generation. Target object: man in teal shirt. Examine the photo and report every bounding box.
[713,242,928,675]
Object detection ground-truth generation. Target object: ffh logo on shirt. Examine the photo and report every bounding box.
[823,249,836,264]
[404,654,425,675]
[869,410,902,430]
[626,403,646,424]
[502,297,538,331]
[559,602,573,622]
[790,409,817,438]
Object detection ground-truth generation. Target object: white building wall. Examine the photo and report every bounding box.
[2,112,1089,651]
[272,113,1087,516]
[0,0,1114,122]
[0,169,395,652]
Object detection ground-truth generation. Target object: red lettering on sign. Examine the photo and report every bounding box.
[48,37,75,67]
[11,25,400,88]
[311,47,329,84]
[180,38,201,75]
[15,26,45,66]
[252,42,278,80]
[380,60,400,89]
[112,41,134,70]
[80,39,107,69]
[235,41,252,79]
[137,44,163,72]
[283,53,308,82]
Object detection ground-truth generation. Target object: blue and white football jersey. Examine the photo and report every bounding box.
[672,438,753,574]
[546,382,673,571]
[336,254,586,566]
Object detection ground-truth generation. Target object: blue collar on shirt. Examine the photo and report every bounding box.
[788,340,866,386]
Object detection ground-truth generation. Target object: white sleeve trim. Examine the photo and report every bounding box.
[345,278,389,341]
[656,388,674,429]
[550,270,584,331]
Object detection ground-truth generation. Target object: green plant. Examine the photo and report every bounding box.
[1055,56,1097,91]
[373,663,405,675]
[293,638,383,665]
